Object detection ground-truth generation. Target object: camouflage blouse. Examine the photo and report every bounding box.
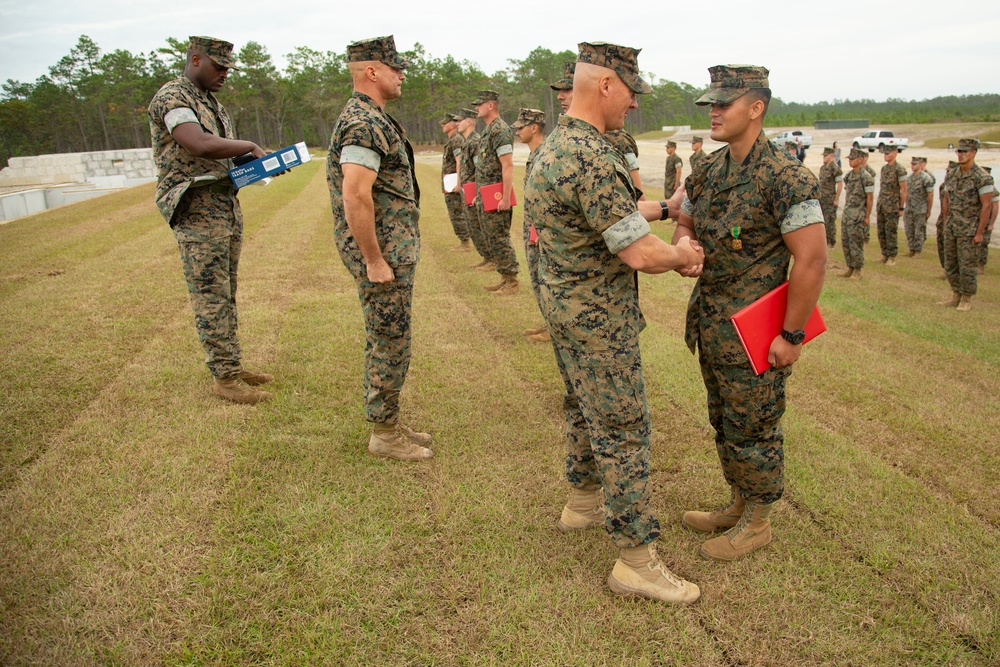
[148,75,236,226]
[525,115,647,355]
[946,165,994,236]
[818,161,843,200]
[459,131,480,185]
[327,91,420,277]
[682,132,822,364]
[475,116,514,187]
[878,162,908,208]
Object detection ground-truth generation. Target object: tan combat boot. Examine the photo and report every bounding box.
[682,484,744,533]
[471,258,490,269]
[838,268,854,279]
[913,251,921,258]
[699,500,773,562]
[886,257,896,266]
[483,276,507,292]
[398,422,432,446]
[937,291,961,307]
[608,543,701,605]
[956,295,973,312]
[213,377,273,405]
[557,486,604,532]
[475,261,497,272]
[527,330,551,343]
[907,250,916,257]
[454,239,471,252]
[523,325,547,336]
[368,424,434,461]
[494,277,519,295]
[238,369,274,386]
[849,268,862,280]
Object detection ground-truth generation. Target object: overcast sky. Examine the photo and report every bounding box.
[1,0,997,104]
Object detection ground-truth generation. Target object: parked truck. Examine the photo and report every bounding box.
[852,130,908,152]
[770,130,813,149]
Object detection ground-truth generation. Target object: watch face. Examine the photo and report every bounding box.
[783,329,806,345]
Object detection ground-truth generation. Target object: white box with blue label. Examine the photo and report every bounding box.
[228,142,311,189]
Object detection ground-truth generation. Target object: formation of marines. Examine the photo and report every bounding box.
[149,32,992,611]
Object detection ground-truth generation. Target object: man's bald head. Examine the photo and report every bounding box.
[568,62,635,132]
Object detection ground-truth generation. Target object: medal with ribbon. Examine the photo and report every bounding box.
[731,226,742,250]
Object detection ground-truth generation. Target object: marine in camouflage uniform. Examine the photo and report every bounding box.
[664,140,683,197]
[841,147,875,276]
[978,166,997,271]
[472,90,520,292]
[440,113,470,248]
[607,128,643,193]
[148,35,273,404]
[327,35,432,460]
[862,154,876,242]
[876,145,908,263]
[818,147,843,247]
[512,108,550,336]
[936,161,958,269]
[689,136,706,173]
[903,156,935,255]
[527,42,703,605]
[675,65,826,563]
[940,138,994,310]
[456,108,490,265]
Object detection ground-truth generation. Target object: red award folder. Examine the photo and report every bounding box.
[462,182,476,206]
[479,182,517,212]
[730,281,826,375]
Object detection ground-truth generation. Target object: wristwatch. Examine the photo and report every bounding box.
[781,329,806,345]
[658,200,670,221]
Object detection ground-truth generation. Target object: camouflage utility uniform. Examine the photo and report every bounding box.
[459,128,487,259]
[525,114,659,549]
[842,167,874,270]
[327,91,421,424]
[904,168,935,254]
[682,132,822,505]
[936,168,955,268]
[476,116,519,278]
[664,151,683,196]
[442,129,469,242]
[690,148,707,173]
[606,129,640,175]
[877,161,908,259]
[818,159,843,246]
[149,74,245,379]
[863,162,877,242]
[980,183,998,269]
[943,164,993,296]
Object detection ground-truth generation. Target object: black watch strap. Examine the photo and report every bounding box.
[781,329,806,345]
[659,200,670,221]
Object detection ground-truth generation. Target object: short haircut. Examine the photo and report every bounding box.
[745,88,772,116]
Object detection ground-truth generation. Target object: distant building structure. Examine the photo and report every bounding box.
[813,120,870,130]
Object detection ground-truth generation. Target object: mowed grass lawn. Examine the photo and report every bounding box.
[1,159,998,666]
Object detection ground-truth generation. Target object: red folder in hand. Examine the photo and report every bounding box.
[479,182,517,211]
[462,182,476,206]
[730,281,826,375]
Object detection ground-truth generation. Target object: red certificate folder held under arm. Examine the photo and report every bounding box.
[730,281,826,375]
[462,182,477,206]
[479,182,517,211]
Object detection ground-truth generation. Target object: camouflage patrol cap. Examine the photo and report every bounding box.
[472,90,500,106]
[666,140,677,148]
[550,61,576,91]
[189,36,239,70]
[848,147,867,160]
[880,144,898,153]
[957,138,980,151]
[439,113,460,124]
[457,108,478,119]
[823,147,835,156]
[785,140,798,150]
[695,64,770,106]
[576,42,652,94]
[911,156,926,163]
[691,136,703,144]
[346,35,410,69]
[511,108,545,130]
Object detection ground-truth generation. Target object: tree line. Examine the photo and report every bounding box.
[2,35,999,169]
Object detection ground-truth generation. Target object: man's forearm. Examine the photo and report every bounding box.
[785,259,824,331]
[501,161,513,200]
[343,193,382,265]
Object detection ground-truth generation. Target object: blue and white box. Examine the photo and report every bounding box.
[228,142,311,188]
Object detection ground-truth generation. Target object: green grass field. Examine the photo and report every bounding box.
[2,160,998,666]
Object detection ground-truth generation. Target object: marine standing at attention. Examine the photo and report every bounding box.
[664,140,683,198]
[148,35,274,405]
[512,108,550,343]
[326,35,433,461]
[818,147,843,249]
[440,113,471,252]
[876,144,908,265]
[526,41,705,605]
[689,135,706,172]
[839,147,875,280]
[903,156,934,257]
[673,65,826,563]
[456,107,491,270]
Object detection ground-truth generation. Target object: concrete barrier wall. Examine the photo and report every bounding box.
[0,148,155,188]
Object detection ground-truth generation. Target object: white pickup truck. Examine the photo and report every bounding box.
[770,130,813,148]
[852,130,908,152]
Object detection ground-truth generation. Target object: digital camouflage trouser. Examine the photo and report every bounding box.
[477,201,519,278]
[465,202,489,261]
[524,224,544,318]
[936,215,946,268]
[876,203,900,258]
[943,229,979,296]
[979,228,992,269]
[173,187,243,379]
[841,209,867,270]
[444,191,470,242]
[552,342,660,549]
[354,263,415,424]
[699,354,790,506]
[904,209,928,253]
[820,197,837,246]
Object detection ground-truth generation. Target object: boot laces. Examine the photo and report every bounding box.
[647,545,684,588]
